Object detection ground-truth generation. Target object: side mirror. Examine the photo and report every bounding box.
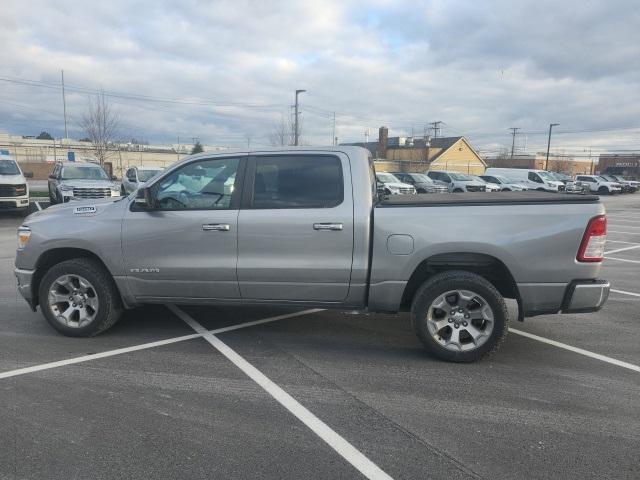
[48,174,56,180]
[24,172,34,179]
[133,187,155,210]
[111,175,118,181]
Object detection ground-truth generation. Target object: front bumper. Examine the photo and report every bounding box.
[562,279,610,313]
[0,196,30,210]
[15,267,36,310]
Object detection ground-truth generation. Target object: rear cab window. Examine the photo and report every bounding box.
[250,155,343,209]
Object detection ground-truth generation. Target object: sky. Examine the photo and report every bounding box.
[1,0,639,159]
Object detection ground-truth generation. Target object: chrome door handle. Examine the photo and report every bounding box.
[202,223,230,231]
[313,223,343,231]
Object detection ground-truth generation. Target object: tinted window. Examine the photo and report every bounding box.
[252,155,343,209]
[155,157,239,210]
[528,172,542,183]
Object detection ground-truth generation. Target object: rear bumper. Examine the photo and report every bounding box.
[562,279,610,313]
[519,279,610,316]
[14,267,36,310]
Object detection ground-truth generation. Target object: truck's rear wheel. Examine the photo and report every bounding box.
[38,258,122,337]
[411,270,508,362]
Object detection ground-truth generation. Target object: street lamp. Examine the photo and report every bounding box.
[545,123,560,170]
[294,89,306,146]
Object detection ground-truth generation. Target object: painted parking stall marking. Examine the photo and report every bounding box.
[509,328,640,373]
[169,305,394,480]
[604,245,640,255]
[0,308,322,380]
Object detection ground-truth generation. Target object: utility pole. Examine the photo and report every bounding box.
[364,128,370,143]
[545,123,560,170]
[332,112,336,146]
[294,89,306,146]
[509,127,520,158]
[430,121,442,138]
[61,70,68,141]
[584,146,594,174]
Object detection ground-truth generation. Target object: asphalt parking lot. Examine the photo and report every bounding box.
[1,195,639,480]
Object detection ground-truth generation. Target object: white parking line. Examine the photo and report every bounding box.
[608,230,640,235]
[605,256,640,264]
[35,201,42,211]
[0,309,322,380]
[611,288,640,298]
[605,245,640,255]
[607,240,640,245]
[608,224,640,230]
[509,328,640,373]
[169,305,394,480]
[608,219,640,224]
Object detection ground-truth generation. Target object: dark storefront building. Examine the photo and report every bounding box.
[598,154,640,178]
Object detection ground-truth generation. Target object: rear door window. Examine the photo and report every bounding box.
[250,155,343,209]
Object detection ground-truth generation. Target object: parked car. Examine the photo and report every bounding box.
[375,172,416,194]
[471,175,501,192]
[426,170,486,192]
[479,174,527,191]
[122,166,164,195]
[0,153,30,215]
[574,175,623,195]
[48,162,121,204]
[15,146,610,363]
[484,168,565,192]
[391,172,448,193]
[608,174,639,190]
[600,174,637,193]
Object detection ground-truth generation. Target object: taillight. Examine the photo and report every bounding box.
[577,215,607,262]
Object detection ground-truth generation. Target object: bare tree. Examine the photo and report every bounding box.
[81,90,120,165]
[268,113,304,146]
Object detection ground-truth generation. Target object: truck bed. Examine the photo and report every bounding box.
[378,191,600,207]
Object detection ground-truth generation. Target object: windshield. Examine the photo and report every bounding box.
[537,171,555,181]
[376,172,400,184]
[61,165,109,180]
[138,169,162,182]
[450,173,473,181]
[494,176,511,183]
[0,160,20,175]
[410,173,433,183]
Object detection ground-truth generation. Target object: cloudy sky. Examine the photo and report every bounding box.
[1,0,639,158]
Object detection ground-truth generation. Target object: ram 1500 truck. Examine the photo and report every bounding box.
[14,147,610,362]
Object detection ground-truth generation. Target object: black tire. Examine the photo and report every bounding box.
[411,270,509,362]
[49,191,57,204]
[38,258,123,337]
[598,186,609,195]
[121,185,126,196]
[536,187,545,192]
[502,188,511,192]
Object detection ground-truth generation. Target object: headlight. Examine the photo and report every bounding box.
[17,226,31,250]
[60,184,74,191]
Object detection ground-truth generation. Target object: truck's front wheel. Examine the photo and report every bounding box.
[38,258,123,337]
[411,271,508,362]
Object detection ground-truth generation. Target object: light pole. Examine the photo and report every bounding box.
[294,89,306,146]
[545,123,560,170]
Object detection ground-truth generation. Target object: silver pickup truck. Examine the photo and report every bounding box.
[14,147,610,362]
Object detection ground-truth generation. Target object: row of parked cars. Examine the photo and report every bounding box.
[47,162,164,204]
[376,167,639,195]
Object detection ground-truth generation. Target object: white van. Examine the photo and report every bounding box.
[0,151,30,215]
[484,168,565,192]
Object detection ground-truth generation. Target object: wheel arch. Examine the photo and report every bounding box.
[32,248,119,308]
[400,252,523,320]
